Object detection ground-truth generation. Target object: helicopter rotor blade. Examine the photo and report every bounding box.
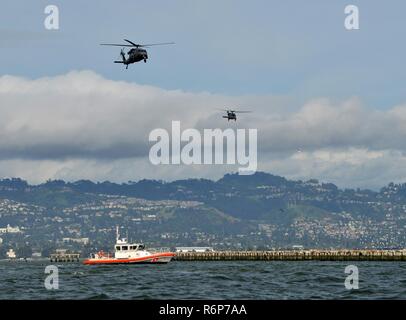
[124,39,140,47]
[139,42,175,47]
[216,108,252,113]
[100,43,134,47]
[101,40,175,48]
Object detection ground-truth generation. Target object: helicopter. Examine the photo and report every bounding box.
[220,109,252,121]
[100,39,175,69]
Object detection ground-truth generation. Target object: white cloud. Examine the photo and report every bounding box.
[0,70,405,189]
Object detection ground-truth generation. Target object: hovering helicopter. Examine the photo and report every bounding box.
[100,39,175,69]
[220,109,252,121]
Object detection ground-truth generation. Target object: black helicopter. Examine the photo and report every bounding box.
[100,39,175,69]
[220,109,252,121]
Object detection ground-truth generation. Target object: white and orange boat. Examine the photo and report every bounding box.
[83,227,175,265]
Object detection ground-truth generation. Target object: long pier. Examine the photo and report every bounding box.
[174,250,406,261]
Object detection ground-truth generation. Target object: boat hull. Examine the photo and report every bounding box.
[83,252,175,265]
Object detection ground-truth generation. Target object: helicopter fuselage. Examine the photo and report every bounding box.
[223,112,237,121]
[126,48,148,64]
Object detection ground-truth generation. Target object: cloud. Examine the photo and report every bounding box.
[0,70,285,161]
[0,70,406,188]
[259,149,406,190]
[248,98,406,153]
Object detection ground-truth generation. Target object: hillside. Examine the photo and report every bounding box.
[0,172,405,257]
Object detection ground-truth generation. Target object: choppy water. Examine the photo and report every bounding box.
[1,260,406,299]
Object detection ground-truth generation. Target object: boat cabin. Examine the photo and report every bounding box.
[115,244,145,252]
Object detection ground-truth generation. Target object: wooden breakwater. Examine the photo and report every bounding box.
[174,250,406,261]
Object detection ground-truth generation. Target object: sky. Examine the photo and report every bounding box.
[0,0,406,189]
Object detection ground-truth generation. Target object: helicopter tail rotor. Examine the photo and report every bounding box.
[120,48,126,62]
[114,49,128,69]
[114,49,126,62]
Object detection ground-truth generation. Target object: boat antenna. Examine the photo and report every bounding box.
[116,226,119,242]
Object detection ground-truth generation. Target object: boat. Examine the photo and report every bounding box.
[83,227,175,265]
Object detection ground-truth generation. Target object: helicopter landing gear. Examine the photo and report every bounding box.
[144,59,147,63]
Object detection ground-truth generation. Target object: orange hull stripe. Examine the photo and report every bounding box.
[83,252,175,265]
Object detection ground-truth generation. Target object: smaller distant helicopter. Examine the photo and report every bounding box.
[100,39,175,69]
[220,109,252,121]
